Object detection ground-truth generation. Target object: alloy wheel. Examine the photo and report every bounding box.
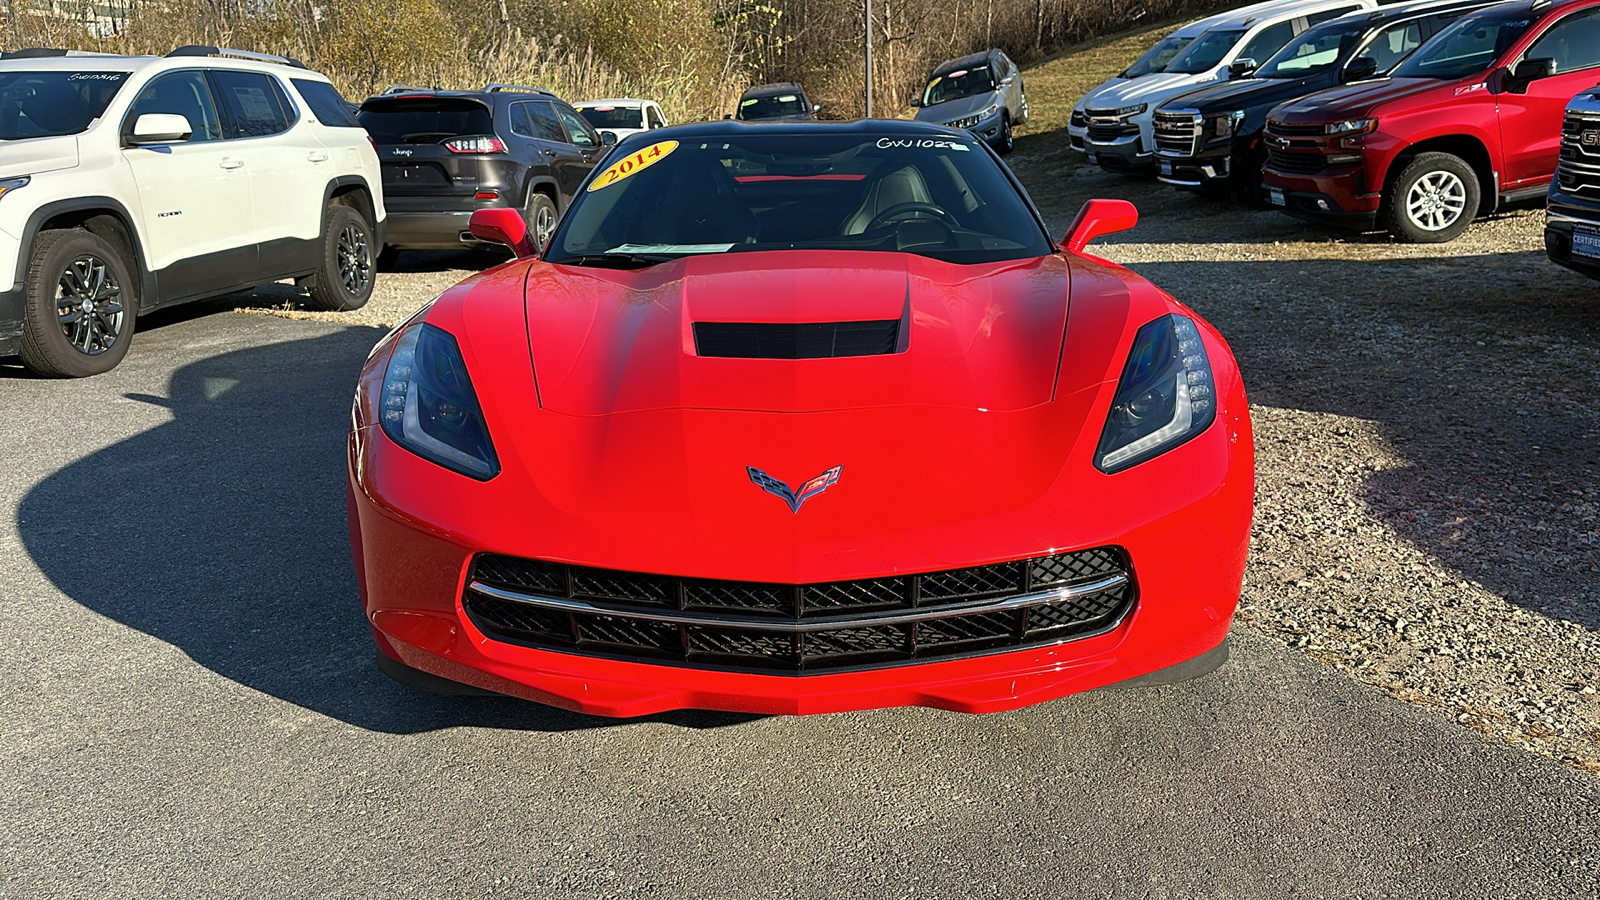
[337,222,373,295]
[534,204,557,247]
[55,254,124,356]
[1405,170,1467,233]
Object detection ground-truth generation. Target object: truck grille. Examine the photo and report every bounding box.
[462,548,1137,673]
[1266,149,1325,175]
[1558,114,1600,198]
[1084,108,1139,144]
[1153,110,1201,157]
[1265,121,1325,137]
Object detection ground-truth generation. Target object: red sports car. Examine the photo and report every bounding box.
[347,120,1253,717]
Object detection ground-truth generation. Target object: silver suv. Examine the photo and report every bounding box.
[911,50,1028,154]
[0,46,385,377]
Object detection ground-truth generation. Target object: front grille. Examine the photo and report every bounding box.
[693,320,901,359]
[463,548,1137,673]
[1266,149,1325,175]
[1153,111,1201,157]
[1558,115,1600,198]
[1086,122,1137,142]
[1265,121,1326,137]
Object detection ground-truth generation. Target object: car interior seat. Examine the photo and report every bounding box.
[626,156,760,246]
[842,164,934,234]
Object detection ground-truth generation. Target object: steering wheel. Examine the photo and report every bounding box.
[866,201,959,232]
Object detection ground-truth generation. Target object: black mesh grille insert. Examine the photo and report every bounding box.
[1266,149,1325,175]
[693,320,902,359]
[463,547,1137,673]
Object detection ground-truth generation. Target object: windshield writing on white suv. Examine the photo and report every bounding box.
[548,132,1053,267]
[0,71,130,140]
[1390,14,1534,79]
[1165,29,1248,74]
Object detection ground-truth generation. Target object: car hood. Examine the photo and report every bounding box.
[520,250,1075,416]
[1087,72,1212,110]
[1077,77,1129,111]
[1268,77,1440,122]
[0,134,80,179]
[915,92,1000,122]
[1170,73,1334,117]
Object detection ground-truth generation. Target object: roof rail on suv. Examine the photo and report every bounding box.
[166,45,307,69]
[1,48,121,59]
[381,85,434,95]
[484,83,553,96]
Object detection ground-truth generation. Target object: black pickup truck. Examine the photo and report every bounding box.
[1546,87,1600,281]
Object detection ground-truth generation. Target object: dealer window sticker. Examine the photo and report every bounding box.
[587,140,679,192]
[875,137,971,151]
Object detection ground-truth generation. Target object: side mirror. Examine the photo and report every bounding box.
[1001,76,1015,87]
[600,130,618,146]
[469,208,537,259]
[909,97,922,108]
[1228,58,1258,80]
[812,103,822,113]
[127,113,193,145]
[1342,57,1379,82]
[1061,199,1138,253]
[1508,58,1553,93]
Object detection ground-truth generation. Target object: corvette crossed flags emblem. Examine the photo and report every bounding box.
[747,466,842,513]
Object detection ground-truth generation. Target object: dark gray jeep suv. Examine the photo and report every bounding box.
[358,84,604,262]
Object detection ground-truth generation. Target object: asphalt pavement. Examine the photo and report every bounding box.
[1,304,1596,899]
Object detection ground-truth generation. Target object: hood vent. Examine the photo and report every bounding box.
[693,319,903,359]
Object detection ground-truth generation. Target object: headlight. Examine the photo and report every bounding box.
[1326,118,1377,135]
[0,176,29,202]
[1210,110,1245,141]
[379,322,500,480]
[1115,104,1148,117]
[1096,314,1217,473]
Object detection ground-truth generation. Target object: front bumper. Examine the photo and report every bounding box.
[349,414,1252,717]
[1545,206,1600,282]
[1260,162,1378,227]
[1085,133,1154,173]
[1157,147,1231,188]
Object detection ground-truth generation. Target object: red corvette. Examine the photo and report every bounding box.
[347,121,1253,716]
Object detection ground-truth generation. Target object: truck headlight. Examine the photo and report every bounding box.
[1210,111,1245,141]
[1326,118,1377,135]
[0,176,29,202]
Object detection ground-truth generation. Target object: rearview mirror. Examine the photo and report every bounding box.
[127,113,193,145]
[1062,199,1138,253]
[469,208,537,259]
[1342,57,1379,82]
[1507,57,1553,93]
[1227,58,1258,80]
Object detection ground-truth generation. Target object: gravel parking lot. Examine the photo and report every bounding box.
[231,146,1600,777]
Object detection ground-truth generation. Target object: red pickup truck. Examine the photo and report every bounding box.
[1259,0,1600,242]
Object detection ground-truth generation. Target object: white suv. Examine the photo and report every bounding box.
[0,46,385,377]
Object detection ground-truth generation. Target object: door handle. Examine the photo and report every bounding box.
[220,158,244,170]
[308,151,330,163]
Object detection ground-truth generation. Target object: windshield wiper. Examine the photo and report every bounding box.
[547,253,671,269]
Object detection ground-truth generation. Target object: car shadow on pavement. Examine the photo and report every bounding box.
[1130,249,1600,631]
[16,323,758,734]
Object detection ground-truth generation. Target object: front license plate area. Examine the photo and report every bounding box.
[1086,151,1099,165]
[1267,186,1286,207]
[1159,160,1173,176]
[1573,226,1600,260]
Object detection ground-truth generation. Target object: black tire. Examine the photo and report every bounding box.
[1383,152,1480,244]
[375,245,402,271]
[523,190,558,251]
[307,203,375,312]
[18,228,137,378]
[994,112,1015,155]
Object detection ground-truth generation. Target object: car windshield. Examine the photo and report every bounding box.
[922,65,996,106]
[1390,12,1535,79]
[1256,22,1365,77]
[548,131,1053,266]
[579,105,643,129]
[0,70,130,140]
[1164,28,1248,74]
[357,98,493,143]
[1122,35,1195,77]
[738,93,807,120]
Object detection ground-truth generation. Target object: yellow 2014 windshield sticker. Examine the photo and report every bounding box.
[587,140,679,192]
